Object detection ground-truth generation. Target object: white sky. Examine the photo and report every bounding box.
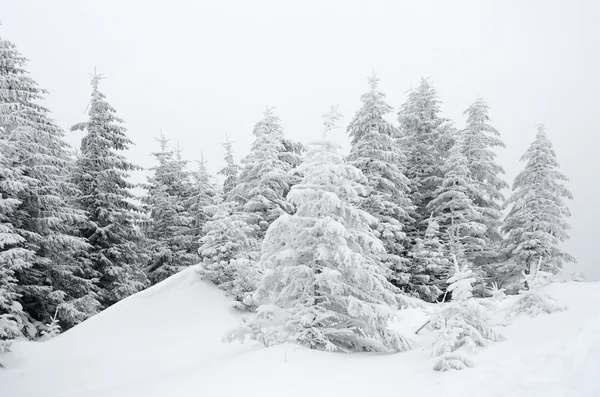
[2,0,599,280]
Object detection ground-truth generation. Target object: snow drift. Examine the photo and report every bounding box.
[1,267,599,397]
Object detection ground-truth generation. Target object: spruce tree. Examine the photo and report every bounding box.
[430,256,502,371]
[72,71,148,306]
[460,98,507,262]
[428,134,488,263]
[507,258,567,318]
[0,35,101,332]
[218,134,241,196]
[201,108,302,307]
[198,199,261,307]
[228,107,302,237]
[398,78,454,234]
[0,131,35,346]
[347,73,414,290]
[501,125,574,282]
[409,216,451,301]
[187,152,217,244]
[347,73,401,143]
[228,106,414,353]
[143,133,197,284]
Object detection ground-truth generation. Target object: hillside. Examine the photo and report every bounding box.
[1,267,599,397]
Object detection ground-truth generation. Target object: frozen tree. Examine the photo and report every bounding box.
[218,133,241,196]
[428,134,488,268]
[72,71,148,306]
[226,257,262,311]
[0,35,101,332]
[0,131,35,345]
[489,282,506,302]
[409,216,451,301]
[347,73,414,290]
[347,73,401,143]
[187,152,217,243]
[398,78,454,234]
[0,229,30,355]
[199,201,248,285]
[228,107,302,237]
[143,133,198,284]
[508,289,566,318]
[507,257,566,318]
[227,106,415,353]
[202,108,301,308]
[430,256,503,371]
[41,309,61,339]
[461,98,507,262]
[198,199,261,308]
[501,125,574,284]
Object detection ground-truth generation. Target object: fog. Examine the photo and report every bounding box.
[2,0,598,279]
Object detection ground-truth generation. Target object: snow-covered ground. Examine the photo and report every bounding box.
[1,267,599,397]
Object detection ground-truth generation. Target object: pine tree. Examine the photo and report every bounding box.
[187,152,217,244]
[198,199,261,307]
[460,98,507,262]
[430,256,502,371]
[201,108,302,308]
[72,71,148,306]
[0,130,34,345]
[218,134,241,196]
[0,35,101,332]
[409,216,451,301]
[41,309,61,339]
[143,133,197,284]
[398,78,454,234]
[347,73,414,290]
[228,107,302,237]
[507,258,567,318]
[428,134,488,265]
[347,73,401,144]
[227,106,414,353]
[501,125,574,282]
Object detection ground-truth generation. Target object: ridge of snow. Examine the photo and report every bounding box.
[1,268,599,397]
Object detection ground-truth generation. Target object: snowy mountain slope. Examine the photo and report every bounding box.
[1,267,599,397]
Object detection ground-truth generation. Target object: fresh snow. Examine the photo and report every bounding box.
[1,267,599,397]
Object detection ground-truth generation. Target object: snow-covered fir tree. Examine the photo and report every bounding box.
[430,256,503,371]
[200,108,302,309]
[460,98,507,264]
[218,134,241,196]
[197,135,246,291]
[409,216,451,301]
[0,35,101,333]
[347,73,414,290]
[0,129,34,348]
[428,134,488,267]
[198,199,261,309]
[227,106,414,353]
[398,78,454,234]
[347,73,402,144]
[187,152,217,245]
[143,133,198,284]
[41,309,61,339]
[501,125,574,284]
[489,282,506,302]
[507,257,567,318]
[71,71,148,307]
[228,107,302,237]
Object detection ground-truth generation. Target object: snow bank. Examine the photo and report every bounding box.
[1,269,599,397]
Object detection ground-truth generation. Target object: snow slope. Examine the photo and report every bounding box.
[1,267,599,397]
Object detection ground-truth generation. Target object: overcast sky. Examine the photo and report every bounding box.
[2,0,599,280]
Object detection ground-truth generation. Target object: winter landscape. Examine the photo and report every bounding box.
[1,2,599,397]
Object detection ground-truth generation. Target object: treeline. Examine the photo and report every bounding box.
[0,31,573,353]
